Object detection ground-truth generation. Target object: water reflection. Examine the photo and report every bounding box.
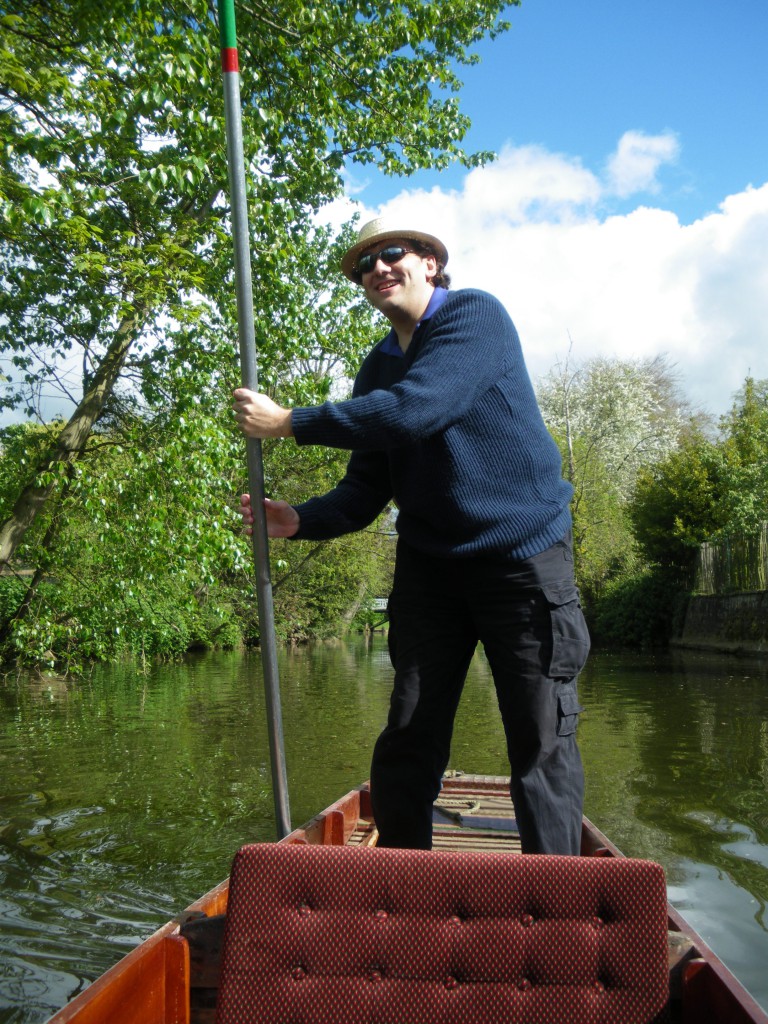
[1,640,767,1021]
[577,647,768,1006]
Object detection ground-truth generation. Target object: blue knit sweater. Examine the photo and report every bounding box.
[290,288,572,561]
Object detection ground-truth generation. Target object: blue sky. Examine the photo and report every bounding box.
[5,1,765,426]
[326,0,768,418]
[361,0,767,224]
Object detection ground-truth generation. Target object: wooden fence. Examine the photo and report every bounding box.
[693,522,768,595]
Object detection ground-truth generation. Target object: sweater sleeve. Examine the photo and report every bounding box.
[290,448,393,541]
[290,290,512,451]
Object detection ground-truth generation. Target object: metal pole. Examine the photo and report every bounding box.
[218,0,291,839]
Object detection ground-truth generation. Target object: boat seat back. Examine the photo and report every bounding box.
[215,844,669,1024]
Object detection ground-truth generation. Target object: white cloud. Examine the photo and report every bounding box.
[462,144,601,223]
[338,138,767,418]
[605,130,680,198]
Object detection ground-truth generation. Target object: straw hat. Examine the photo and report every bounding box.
[341,217,449,281]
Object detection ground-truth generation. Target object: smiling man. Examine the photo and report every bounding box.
[233,217,590,855]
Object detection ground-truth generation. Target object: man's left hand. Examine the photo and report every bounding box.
[233,388,294,438]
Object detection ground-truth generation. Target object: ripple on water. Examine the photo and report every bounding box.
[4,643,768,1022]
[0,803,186,1021]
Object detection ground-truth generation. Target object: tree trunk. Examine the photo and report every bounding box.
[0,310,143,566]
[564,389,576,484]
[339,579,368,634]
[0,527,54,645]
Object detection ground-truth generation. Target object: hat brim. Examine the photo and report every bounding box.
[341,228,449,281]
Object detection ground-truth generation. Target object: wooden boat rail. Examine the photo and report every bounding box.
[46,774,768,1024]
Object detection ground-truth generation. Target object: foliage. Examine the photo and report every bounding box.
[0,410,240,669]
[590,565,688,649]
[243,429,396,645]
[537,353,687,500]
[537,353,687,607]
[595,377,768,646]
[629,378,768,573]
[1,0,511,429]
[539,357,768,643]
[271,528,393,643]
[713,378,768,536]
[630,429,726,572]
[0,420,61,526]
[0,246,395,669]
[0,404,395,670]
[0,0,511,669]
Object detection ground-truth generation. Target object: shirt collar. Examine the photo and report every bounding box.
[380,287,450,357]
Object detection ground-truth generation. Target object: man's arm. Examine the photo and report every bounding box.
[232,292,514,450]
[291,450,393,540]
[290,290,515,450]
[239,449,393,542]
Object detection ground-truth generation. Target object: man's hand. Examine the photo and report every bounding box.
[240,494,300,539]
[233,388,294,438]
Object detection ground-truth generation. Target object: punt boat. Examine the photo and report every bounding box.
[45,773,768,1024]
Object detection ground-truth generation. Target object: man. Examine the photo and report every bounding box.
[234,218,590,854]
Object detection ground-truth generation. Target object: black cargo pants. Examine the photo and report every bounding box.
[370,533,590,854]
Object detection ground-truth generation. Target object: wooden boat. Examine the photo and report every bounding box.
[46,773,768,1024]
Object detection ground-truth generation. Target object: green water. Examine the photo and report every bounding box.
[1,638,767,1022]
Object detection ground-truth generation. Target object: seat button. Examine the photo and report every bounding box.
[518,977,532,991]
[521,913,534,927]
[445,975,459,990]
[449,915,462,927]
[370,968,383,983]
[592,916,603,929]
[291,966,306,981]
[298,903,311,917]
[375,909,389,922]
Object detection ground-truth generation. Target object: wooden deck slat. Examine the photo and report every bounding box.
[343,776,520,854]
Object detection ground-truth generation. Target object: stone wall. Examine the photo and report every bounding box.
[674,591,768,655]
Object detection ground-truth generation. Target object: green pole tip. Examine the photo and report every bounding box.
[218,0,237,50]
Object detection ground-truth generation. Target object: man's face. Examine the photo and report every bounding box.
[359,238,437,325]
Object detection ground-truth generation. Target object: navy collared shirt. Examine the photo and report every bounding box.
[380,287,450,357]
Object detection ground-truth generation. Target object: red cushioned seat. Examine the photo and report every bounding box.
[215,844,669,1024]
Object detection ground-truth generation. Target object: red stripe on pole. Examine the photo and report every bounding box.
[221,47,239,72]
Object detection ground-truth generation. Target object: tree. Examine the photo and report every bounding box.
[0,226,394,668]
[536,351,688,602]
[624,375,768,622]
[0,0,513,666]
[538,352,686,501]
[630,430,726,572]
[0,0,512,562]
[630,378,768,572]
[712,377,768,535]
[592,377,768,647]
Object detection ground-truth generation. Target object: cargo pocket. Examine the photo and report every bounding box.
[557,681,583,736]
[540,583,591,680]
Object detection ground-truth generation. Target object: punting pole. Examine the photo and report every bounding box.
[218,0,291,839]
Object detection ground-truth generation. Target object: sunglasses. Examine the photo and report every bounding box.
[355,245,416,277]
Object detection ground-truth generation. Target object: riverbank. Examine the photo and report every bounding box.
[673,591,768,656]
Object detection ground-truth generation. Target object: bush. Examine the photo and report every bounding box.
[591,565,688,648]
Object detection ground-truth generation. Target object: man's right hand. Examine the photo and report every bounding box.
[240,494,300,539]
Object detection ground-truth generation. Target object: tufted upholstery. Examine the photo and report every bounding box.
[215,844,669,1024]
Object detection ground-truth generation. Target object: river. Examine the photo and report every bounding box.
[1,638,767,1022]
